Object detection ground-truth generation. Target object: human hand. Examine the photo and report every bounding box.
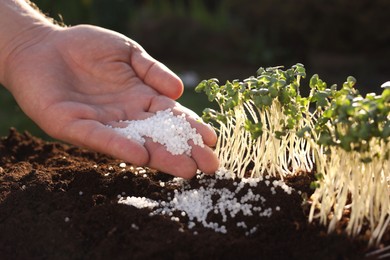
[2,24,219,178]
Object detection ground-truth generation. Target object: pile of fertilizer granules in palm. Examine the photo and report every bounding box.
[109,109,204,156]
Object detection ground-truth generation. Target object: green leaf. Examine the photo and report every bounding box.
[318,131,333,146]
[339,135,354,151]
[269,86,278,98]
[382,121,390,139]
[310,181,320,189]
[194,80,206,93]
[276,79,287,88]
[286,117,296,129]
[256,67,266,76]
[257,75,272,84]
[244,120,263,139]
[297,126,312,138]
[278,88,291,105]
[344,76,357,88]
[382,88,390,101]
[311,90,331,108]
[309,74,327,91]
[262,95,273,107]
[314,172,324,180]
[275,130,287,139]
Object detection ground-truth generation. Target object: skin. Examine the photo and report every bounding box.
[0,0,219,178]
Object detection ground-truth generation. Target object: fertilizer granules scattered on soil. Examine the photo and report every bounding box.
[0,129,386,259]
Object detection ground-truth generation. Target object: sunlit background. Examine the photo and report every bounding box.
[1,0,389,138]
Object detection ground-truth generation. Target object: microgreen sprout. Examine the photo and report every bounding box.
[196,64,390,245]
[308,77,390,245]
[196,63,315,178]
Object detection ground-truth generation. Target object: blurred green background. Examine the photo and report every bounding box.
[1,0,389,138]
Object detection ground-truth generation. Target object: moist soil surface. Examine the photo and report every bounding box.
[0,129,384,260]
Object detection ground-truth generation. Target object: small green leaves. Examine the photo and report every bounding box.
[196,63,388,241]
[343,76,357,89]
[201,108,228,124]
[316,84,389,152]
[317,130,334,146]
[310,181,320,189]
[383,121,390,139]
[297,126,312,138]
[253,94,272,108]
[310,74,327,91]
[311,89,332,108]
[275,130,287,139]
[269,86,278,98]
[196,63,389,172]
[310,173,324,189]
[195,79,220,102]
[292,63,306,75]
[244,120,263,139]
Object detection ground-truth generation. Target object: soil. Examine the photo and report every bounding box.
[0,129,384,260]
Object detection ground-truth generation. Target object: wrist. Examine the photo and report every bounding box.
[0,0,60,87]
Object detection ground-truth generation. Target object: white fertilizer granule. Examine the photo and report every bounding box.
[118,196,159,209]
[119,168,295,235]
[110,109,204,156]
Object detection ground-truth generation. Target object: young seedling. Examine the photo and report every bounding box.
[196,64,315,178]
[308,78,390,245]
[196,64,390,245]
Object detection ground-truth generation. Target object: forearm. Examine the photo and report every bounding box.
[0,0,58,85]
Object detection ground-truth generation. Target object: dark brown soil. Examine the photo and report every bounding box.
[0,129,381,259]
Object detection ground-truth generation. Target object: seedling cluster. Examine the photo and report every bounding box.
[309,77,390,244]
[196,64,314,178]
[195,64,390,244]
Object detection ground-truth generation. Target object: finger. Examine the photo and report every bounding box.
[58,120,150,166]
[130,46,184,100]
[175,106,217,147]
[144,138,198,179]
[189,141,219,175]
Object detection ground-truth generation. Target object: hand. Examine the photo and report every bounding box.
[3,24,219,178]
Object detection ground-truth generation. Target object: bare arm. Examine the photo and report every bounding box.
[0,0,56,82]
[0,0,219,178]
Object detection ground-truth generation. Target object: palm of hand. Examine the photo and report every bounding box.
[5,25,218,178]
